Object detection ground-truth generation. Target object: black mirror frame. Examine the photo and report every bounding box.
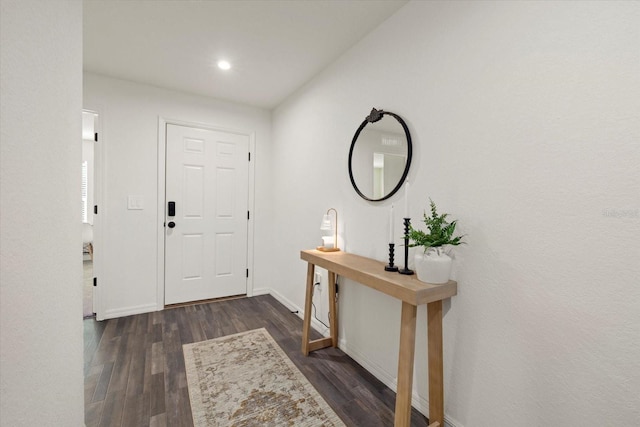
[348,108,413,202]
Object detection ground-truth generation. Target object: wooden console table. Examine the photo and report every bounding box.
[300,249,457,427]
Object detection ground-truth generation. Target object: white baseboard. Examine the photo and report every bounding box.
[251,287,271,296]
[256,288,461,427]
[103,303,157,320]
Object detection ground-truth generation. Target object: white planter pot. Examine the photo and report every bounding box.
[414,248,452,284]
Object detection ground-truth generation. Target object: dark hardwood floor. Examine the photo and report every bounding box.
[84,294,429,426]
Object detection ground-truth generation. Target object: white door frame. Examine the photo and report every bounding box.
[156,117,256,310]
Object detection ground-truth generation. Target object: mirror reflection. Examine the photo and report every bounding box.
[349,109,412,201]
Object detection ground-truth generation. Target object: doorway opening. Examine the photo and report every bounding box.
[82,110,98,318]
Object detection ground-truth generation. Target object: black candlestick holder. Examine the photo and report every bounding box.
[385,243,399,272]
[399,218,414,275]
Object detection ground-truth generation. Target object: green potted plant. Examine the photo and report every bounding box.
[408,199,465,284]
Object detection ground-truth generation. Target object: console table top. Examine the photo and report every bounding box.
[300,249,457,306]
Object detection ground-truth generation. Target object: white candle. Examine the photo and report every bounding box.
[389,204,394,243]
[404,181,410,218]
[322,236,334,249]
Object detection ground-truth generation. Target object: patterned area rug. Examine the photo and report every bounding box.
[183,328,345,427]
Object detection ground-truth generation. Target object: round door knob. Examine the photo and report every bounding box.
[167,221,176,228]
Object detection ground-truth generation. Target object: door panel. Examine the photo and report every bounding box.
[165,124,249,305]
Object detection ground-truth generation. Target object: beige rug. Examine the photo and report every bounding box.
[183,328,345,427]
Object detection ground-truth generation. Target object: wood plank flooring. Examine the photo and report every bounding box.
[84,294,430,426]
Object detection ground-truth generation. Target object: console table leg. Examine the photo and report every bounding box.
[394,301,417,427]
[427,300,444,426]
[328,271,338,347]
[301,262,315,356]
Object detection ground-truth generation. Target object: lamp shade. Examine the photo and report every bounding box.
[320,214,332,231]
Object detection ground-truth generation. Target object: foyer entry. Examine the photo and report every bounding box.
[164,124,249,305]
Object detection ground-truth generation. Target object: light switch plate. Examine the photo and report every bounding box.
[127,195,144,210]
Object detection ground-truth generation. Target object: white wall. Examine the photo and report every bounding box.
[84,73,273,318]
[271,1,640,426]
[0,0,84,425]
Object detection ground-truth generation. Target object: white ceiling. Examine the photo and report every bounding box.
[83,0,407,109]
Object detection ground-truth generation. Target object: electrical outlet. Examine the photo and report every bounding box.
[314,271,322,286]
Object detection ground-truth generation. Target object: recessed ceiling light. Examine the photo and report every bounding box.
[217,60,231,70]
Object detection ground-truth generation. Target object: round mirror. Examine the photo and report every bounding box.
[348,108,412,201]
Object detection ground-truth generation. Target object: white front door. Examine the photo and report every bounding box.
[164,124,249,305]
